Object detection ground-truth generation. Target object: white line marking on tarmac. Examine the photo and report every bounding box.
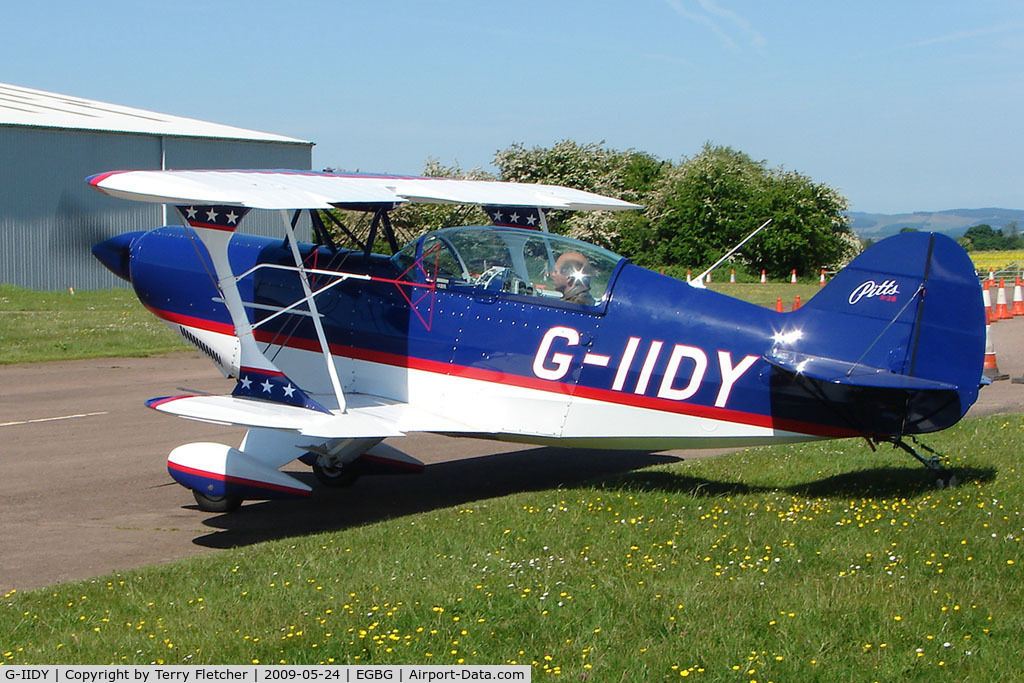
[0,411,109,427]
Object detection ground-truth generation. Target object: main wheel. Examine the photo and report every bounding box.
[192,489,243,512]
[312,458,359,487]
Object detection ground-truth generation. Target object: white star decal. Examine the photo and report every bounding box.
[239,376,252,390]
[206,208,219,222]
[526,213,537,226]
[226,211,239,225]
[282,383,296,398]
[509,212,520,223]
[493,210,503,222]
[261,379,274,394]
[186,207,198,219]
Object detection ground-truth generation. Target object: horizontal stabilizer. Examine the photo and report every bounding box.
[147,394,404,438]
[764,349,957,392]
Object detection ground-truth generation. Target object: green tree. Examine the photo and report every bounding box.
[622,144,854,278]
[324,139,853,278]
[745,168,854,277]
[619,144,762,269]
[962,224,1004,251]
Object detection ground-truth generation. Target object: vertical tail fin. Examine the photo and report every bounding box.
[782,232,984,433]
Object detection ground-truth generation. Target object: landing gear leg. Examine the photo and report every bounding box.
[311,454,359,487]
[888,436,959,488]
[303,438,380,488]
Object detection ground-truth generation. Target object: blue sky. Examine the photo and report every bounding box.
[5,1,1023,213]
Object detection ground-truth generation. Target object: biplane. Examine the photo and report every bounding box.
[89,170,985,511]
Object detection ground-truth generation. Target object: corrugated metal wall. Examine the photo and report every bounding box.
[0,126,313,290]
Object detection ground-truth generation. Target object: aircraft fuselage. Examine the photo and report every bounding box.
[97,224,979,451]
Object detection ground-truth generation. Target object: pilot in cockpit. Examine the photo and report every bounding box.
[552,251,595,305]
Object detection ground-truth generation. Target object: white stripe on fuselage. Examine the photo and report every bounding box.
[171,323,819,450]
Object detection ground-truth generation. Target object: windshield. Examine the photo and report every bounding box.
[393,226,625,306]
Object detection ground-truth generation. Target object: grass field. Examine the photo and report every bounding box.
[704,281,821,310]
[2,280,1020,678]
[2,415,1022,678]
[0,285,184,364]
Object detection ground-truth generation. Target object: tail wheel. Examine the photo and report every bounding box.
[192,490,243,512]
[312,457,359,487]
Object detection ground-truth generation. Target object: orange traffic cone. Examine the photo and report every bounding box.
[983,324,1009,381]
[760,269,766,284]
[819,269,826,286]
[792,295,801,310]
[1012,277,1024,316]
[775,297,784,313]
[686,269,691,283]
[790,269,797,284]
[995,279,1012,320]
[983,283,994,324]
[730,268,736,283]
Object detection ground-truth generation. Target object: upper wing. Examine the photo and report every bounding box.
[88,169,642,212]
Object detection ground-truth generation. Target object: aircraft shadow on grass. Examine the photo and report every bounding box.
[597,465,997,499]
[190,446,996,549]
[192,446,680,548]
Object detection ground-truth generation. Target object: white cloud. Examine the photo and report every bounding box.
[665,0,766,51]
[910,23,1018,48]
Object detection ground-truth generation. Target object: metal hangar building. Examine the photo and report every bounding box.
[0,82,314,290]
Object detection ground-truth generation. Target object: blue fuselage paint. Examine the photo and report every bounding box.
[95,226,983,439]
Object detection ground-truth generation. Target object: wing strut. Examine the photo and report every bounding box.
[318,209,366,252]
[362,208,400,257]
[176,206,271,380]
[279,210,348,412]
[172,205,339,414]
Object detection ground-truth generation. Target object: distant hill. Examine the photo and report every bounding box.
[847,208,1024,240]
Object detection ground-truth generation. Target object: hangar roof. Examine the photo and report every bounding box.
[0,81,310,145]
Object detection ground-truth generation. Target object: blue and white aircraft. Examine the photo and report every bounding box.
[90,169,985,511]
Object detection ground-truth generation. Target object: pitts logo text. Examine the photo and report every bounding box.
[849,279,900,305]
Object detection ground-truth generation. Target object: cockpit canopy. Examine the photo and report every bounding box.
[393,226,627,306]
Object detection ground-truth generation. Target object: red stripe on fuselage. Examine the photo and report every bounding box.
[148,305,858,439]
[147,305,235,335]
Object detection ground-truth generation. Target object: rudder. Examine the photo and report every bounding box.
[792,231,984,431]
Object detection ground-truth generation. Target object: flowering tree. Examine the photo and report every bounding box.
[322,141,854,277]
[494,140,664,249]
